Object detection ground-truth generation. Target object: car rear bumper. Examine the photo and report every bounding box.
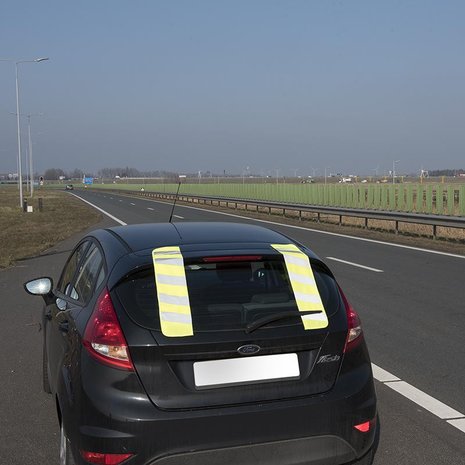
[68,360,377,465]
[147,435,358,465]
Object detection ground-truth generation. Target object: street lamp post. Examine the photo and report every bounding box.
[1,57,49,208]
[392,160,400,185]
[27,115,32,194]
[12,112,43,196]
[26,114,44,197]
[324,167,330,185]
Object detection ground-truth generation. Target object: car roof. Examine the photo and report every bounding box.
[104,222,293,253]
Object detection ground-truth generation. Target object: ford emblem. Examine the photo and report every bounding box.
[237,344,261,355]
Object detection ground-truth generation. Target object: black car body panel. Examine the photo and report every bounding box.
[28,222,377,465]
[70,354,375,465]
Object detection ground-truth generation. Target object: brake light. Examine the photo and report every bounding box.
[338,286,363,353]
[203,255,262,262]
[83,289,134,371]
[354,417,376,433]
[80,450,133,464]
[354,421,370,433]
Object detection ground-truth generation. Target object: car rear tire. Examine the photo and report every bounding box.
[59,421,76,465]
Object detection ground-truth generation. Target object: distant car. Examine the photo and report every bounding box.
[24,222,378,465]
[65,184,74,190]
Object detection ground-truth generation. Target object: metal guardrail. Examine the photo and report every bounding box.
[90,188,465,239]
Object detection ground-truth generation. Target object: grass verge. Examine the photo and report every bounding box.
[0,187,101,268]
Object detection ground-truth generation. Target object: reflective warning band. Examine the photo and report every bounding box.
[152,246,194,337]
[271,243,328,330]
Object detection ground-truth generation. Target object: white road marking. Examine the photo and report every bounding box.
[447,419,465,433]
[372,363,465,433]
[142,199,465,260]
[371,364,400,382]
[147,207,154,211]
[326,257,383,272]
[119,200,123,202]
[69,193,126,226]
[173,215,184,219]
[110,197,113,199]
[130,203,136,206]
[385,381,463,420]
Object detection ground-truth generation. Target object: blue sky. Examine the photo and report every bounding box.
[1,0,464,176]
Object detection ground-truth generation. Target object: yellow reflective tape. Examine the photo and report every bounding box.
[294,300,323,314]
[285,262,314,279]
[156,282,189,297]
[152,246,194,337]
[158,320,193,337]
[300,312,329,330]
[271,243,301,253]
[154,246,181,254]
[154,264,185,277]
[158,302,191,315]
[289,280,319,295]
[271,243,328,330]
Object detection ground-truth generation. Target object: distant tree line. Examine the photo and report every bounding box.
[44,168,87,180]
[428,169,465,177]
[40,166,465,181]
[43,166,179,180]
[97,167,178,179]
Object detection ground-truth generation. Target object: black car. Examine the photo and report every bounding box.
[25,222,378,465]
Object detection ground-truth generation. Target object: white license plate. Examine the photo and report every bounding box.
[193,353,300,388]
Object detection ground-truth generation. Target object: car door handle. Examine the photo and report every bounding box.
[59,321,69,333]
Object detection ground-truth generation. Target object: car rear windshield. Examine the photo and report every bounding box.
[114,255,341,333]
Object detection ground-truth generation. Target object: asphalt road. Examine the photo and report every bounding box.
[1,189,465,465]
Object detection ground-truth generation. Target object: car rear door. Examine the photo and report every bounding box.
[47,241,104,392]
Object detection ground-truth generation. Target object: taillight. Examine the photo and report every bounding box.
[80,450,133,464]
[354,417,376,433]
[339,286,363,353]
[83,289,134,371]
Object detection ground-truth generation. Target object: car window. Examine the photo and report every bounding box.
[115,255,341,333]
[72,244,104,303]
[95,266,105,290]
[57,241,90,295]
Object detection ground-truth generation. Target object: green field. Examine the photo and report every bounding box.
[78,182,465,216]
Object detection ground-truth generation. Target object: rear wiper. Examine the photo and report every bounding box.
[245,310,322,334]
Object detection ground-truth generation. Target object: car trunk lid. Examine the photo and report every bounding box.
[113,249,347,409]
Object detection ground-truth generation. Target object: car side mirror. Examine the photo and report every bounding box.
[24,277,55,305]
[24,277,53,297]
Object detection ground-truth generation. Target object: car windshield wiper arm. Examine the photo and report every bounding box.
[245,310,322,334]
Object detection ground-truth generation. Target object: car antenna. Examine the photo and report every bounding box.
[169,175,186,223]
